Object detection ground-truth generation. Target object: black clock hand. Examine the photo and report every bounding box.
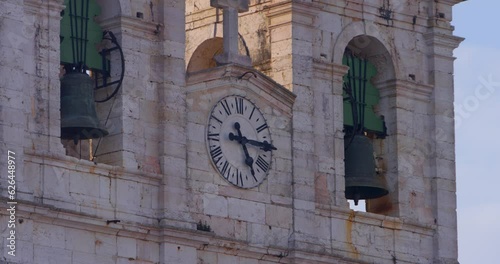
[246,156,255,177]
[233,122,243,138]
[230,123,256,177]
[229,134,277,152]
[245,139,277,151]
[229,133,256,164]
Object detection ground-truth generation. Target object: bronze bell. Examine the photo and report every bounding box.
[60,71,108,143]
[344,134,388,205]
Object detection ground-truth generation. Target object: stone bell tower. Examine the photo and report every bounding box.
[0,0,463,263]
[186,0,463,263]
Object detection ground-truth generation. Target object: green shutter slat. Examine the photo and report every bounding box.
[60,0,103,71]
[342,54,386,136]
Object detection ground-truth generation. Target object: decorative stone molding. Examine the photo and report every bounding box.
[331,63,349,95]
[24,149,163,182]
[439,0,466,6]
[98,15,163,38]
[316,203,435,236]
[312,60,352,84]
[187,64,296,108]
[25,0,65,14]
[264,1,293,31]
[0,200,162,240]
[331,63,349,78]
[375,79,434,103]
[312,58,334,80]
[265,0,320,29]
[424,32,465,56]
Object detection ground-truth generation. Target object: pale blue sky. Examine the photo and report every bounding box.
[453,1,500,263]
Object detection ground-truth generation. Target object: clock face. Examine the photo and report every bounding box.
[207,95,275,189]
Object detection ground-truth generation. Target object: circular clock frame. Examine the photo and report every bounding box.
[206,95,274,189]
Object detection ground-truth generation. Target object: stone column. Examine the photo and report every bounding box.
[331,63,350,207]
[22,0,66,154]
[424,1,464,260]
[210,0,251,66]
[156,0,193,230]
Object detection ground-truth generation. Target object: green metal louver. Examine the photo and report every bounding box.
[343,53,386,137]
[60,0,103,71]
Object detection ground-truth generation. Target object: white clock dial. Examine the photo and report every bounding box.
[207,95,275,189]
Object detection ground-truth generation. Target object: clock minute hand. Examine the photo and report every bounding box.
[229,134,277,152]
[230,123,256,177]
[245,139,277,152]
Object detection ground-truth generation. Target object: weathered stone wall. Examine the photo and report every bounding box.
[0,0,184,263]
[0,0,462,263]
[185,0,463,263]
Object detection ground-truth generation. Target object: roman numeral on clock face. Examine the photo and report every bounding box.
[235,97,244,115]
[249,106,255,120]
[207,133,220,141]
[221,99,232,116]
[210,146,222,160]
[256,123,268,133]
[211,115,223,124]
[255,156,269,172]
[236,170,244,187]
[220,161,230,178]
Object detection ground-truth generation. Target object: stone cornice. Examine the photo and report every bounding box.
[0,197,162,240]
[97,15,163,38]
[25,0,65,15]
[264,0,321,29]
[331,63,349,77]
[375,79,435,103]
[424,32,464,50]
[331,63,349,95]
[289,1,321,27]
[312,60,349,82]
[25,150,163,183]
[264,1,293,29]
[316,203,435,236]
[186,64,296,111]
[312,59,333,80]
[439,0,467,6]
[160,227,289,261]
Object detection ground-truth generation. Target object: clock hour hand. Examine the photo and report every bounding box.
[245,156,255,177]
[228,124,247,147]
[233,122,244,138]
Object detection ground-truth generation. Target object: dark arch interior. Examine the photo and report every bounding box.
[346,35,395,83]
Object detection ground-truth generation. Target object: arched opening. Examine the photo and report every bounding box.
[187,38,224,73]
[187,36,250,74]
[59,0,123,162]
[342,35,398,216]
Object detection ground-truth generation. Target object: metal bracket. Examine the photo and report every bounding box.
[379,5,393,24]
[94,31,125,103]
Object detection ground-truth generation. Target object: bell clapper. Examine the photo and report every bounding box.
[354,189,360,206]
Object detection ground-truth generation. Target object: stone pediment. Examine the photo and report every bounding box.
[186,64,296,114]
